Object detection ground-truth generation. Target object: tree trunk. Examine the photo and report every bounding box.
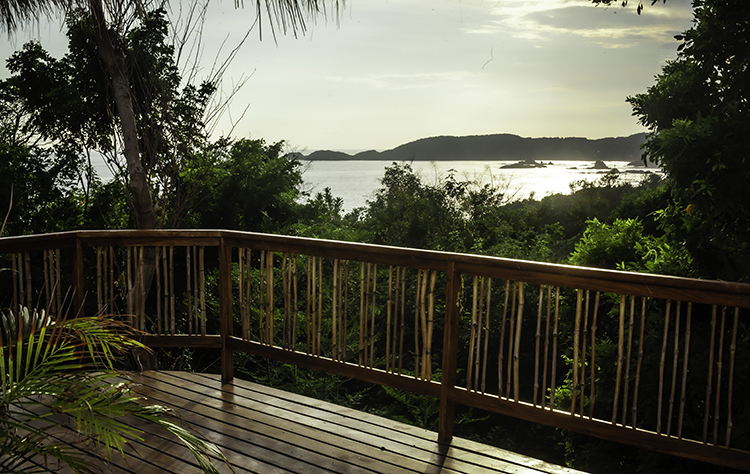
[90,0,158,231]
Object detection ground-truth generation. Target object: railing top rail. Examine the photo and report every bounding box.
[2,229,750,308]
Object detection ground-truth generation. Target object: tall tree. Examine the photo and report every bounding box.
[0,0,342,230]
[626,0,750,280]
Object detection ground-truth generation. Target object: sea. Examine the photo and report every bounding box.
[299,160,661,213]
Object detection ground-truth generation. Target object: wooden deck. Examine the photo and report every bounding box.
[101,371,585,474]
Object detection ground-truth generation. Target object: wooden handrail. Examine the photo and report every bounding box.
[4,229,749,306]
[3,229,750,471]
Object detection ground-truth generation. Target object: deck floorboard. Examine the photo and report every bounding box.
[98,371,586,474]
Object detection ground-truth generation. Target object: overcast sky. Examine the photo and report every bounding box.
[0,0,695,153]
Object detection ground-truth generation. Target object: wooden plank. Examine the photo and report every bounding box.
[125,371,584,474]
[128,373,434,474]
[202,373,580,474]
[115,414,268,474]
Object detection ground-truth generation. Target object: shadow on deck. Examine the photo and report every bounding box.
[116,371,583,474]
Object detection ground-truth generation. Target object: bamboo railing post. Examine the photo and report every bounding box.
[306,257,312,353]
[386,266,393,372]
[342,262,348,361]
[632,297,646,429]
[678,303,692,439]
[240,249,250,341]
[480,278,492,394]
[622,296,636,426]
[199,246,207,336]
[498,280,510,399]
[74,239,84,316]
[137,247,145,330]
[311,256,318,354]
[473,277,483,390]
[358,262,366,366]
[506,282,518,399]
[398,267,406,375]
[589,292,600,418]
[580,290,590,416]
[370,264,378,369]
[425,270,437,380]
[414,269,422,378]
[713,307,727,445]
[542,285,552,408]
[667,301,682,435]
[534,286,544,406]
[612,295,627,425]
[156,248,162,334]
[268,251,275,345]
[187,246,193,335]
[439,262,461,444]
[467,275,479,390]
[570,289,583,415]
[513,282,524,402]
[219,238,234,383]
[96,248,103,314]
[317,257,323,356]
[419,269,429,378]
[726,307,739,447]
[169,246,175,335]
[390,266,401,373]
[11,253,18,310]
[24,252,32,311]
[259,251,265,343]
[332,258,339,358]
[293,256,299,350]
[46,249,53,311]
[703,305,718,444]
[108,247,113,314]
[549,287,560,408]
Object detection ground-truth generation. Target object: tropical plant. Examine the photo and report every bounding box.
[0,307,230,473]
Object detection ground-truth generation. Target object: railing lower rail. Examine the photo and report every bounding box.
[2,230,750,470]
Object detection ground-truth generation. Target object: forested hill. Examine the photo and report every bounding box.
[300,132,646,162]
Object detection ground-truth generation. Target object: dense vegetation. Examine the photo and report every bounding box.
[2,1,749,473]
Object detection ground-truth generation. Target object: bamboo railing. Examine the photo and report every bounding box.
[2,230,750,470]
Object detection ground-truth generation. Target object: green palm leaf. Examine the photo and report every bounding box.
[0,308,232,473]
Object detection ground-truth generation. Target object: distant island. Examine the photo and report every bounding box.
[501,158,549,169]
[295,133,647,163]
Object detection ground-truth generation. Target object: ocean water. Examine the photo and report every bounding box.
[300,160,660,212]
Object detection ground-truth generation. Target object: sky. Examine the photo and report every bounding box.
[0,0,695,153]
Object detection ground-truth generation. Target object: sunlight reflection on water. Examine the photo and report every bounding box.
[301,160,661,212]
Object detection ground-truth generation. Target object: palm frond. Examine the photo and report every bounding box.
[1,308,232,473]
[0,0,71,34]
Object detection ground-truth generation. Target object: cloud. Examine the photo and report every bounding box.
[469,0,692,46]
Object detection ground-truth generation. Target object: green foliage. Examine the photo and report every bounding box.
[362,162,463,250]
[195,139,303,232]
[627,0,750,280]
[0,144,83,236]
[290,187,371,242]
[570,218,693,275]
[0,308,229,473]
